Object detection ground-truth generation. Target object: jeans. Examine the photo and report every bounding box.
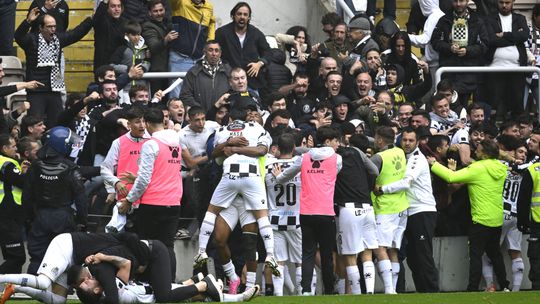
[169,51,197,98]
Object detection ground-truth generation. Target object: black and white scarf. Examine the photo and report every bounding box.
[201,57,222,77]
[37,33,65,92]
[70,115,91,159]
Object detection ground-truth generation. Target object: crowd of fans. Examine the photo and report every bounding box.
[0,0,540,299]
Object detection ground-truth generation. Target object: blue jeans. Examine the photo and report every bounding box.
[169,51,197,98]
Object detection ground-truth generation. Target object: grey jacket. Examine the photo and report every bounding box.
[179,60,231,112]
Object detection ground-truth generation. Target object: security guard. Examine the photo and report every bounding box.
[24,126,87,274]
[0,134,29,274]
[518,159,540,290]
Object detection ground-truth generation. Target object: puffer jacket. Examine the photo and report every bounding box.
[263,49,292,97]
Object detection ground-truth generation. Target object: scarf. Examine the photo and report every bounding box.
[37,33,65,92]
[451,11,469,48]
[429,110,459,128]
[201,57,222,77]
[70,115,91,159]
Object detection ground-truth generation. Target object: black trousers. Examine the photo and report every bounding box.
[139,240,199,302]
[528,223,540,290]
[300,214,336,294]
[0,217,25,274]
[135,204,180,280]
[27,207,75,274]
[27,91,63,128]
[405,211,439,292]
[467,223,509,291]
[0,2,16,56]
[488,72,525,120]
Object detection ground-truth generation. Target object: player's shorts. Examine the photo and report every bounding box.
[501,214,522,251]
[211,174,267,211]
[274,228,302,264]
[376,210,408,249]
[37,233,74,289]
[337,203,378,255]
[220,196,257,231]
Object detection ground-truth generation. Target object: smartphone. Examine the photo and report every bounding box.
[325,111,333,120]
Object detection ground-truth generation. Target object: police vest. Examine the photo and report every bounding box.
[527,162,540,223]
[0,155,22,205]
[373,147,409,215]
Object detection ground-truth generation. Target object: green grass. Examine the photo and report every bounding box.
[248,292,540,304]
[10,292,540,304]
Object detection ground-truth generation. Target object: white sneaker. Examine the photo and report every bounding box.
[193,251,209,268]
[264,255,280,276]
[242,284,260,302]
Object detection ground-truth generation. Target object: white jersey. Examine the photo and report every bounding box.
[116,278,189,304]
[179,121,220,158]
[116,278,155,304]
[265,156,301,231]
[502,170,522,215]
[214,120,271,176]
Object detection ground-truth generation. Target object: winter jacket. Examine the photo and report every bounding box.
[142,18,173,73]
[179,60,231,112]
[262,49,292,99]
[14,17,93,93]
[170,0,215,59]
[431,10,489,92]
[431,158,507,227]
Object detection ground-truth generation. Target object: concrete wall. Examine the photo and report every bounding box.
[212,0,333,46]
[0,235,533,293]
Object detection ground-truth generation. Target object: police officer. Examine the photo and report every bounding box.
[518,152,540,290]
[24,126,87,274]
[0,134,29,274]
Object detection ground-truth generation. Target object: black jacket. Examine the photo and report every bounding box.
[431,11,489,68]
[334,146,377,206]
[484,12,529,66]
[215,22,270,89]
[23,147,87,224]
[261,49,292,100]
[431,11,489,92]
[29,0,69,32]
[93,1,127,70]
[14,17,93,93]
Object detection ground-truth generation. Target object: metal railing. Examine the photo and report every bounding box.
[141,72,187,79]
[336,0,356,22]
[435,66,540,122]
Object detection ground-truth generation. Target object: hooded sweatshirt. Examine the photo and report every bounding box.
[431,158,507,227]
[126,129,182,204]
[408,0,445,66]
[276,146,342,215]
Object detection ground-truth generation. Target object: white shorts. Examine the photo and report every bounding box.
[274,228,302,264]
[337,204,378,255]
[220,196,257,231]
[376,211,408,249]
[37,233,74,289]
[501,214,522,251]
[211,175,267,211]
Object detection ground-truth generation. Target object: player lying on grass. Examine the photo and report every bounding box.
[67,251,260,304]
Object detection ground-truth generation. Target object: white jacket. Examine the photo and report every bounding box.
[408,0,445,66]
[382,147,437,216]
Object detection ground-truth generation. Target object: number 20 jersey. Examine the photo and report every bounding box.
[265,156,301,231]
